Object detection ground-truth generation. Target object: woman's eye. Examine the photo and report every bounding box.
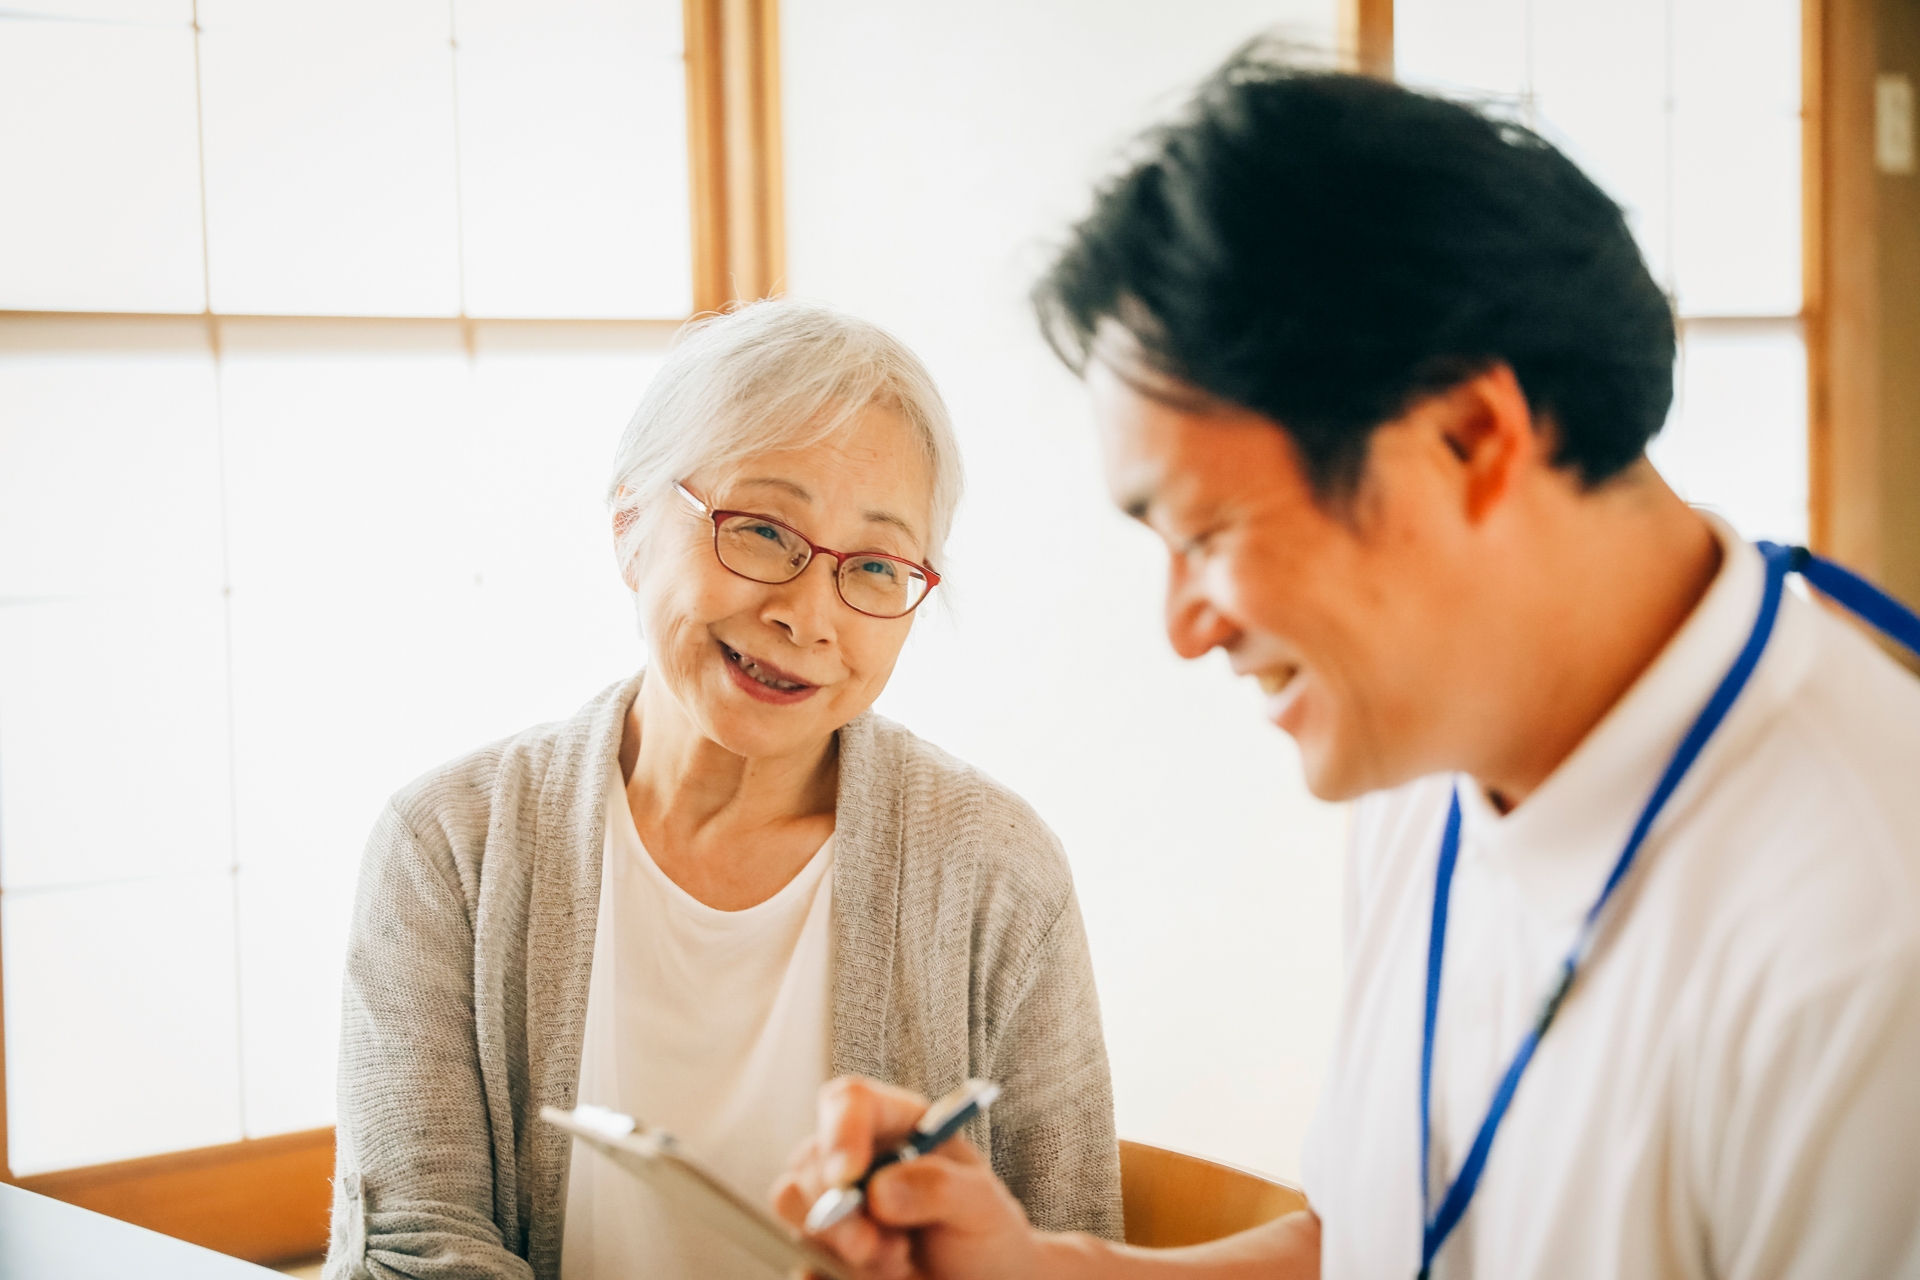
[855,558,899,579]
[750,523,784,542]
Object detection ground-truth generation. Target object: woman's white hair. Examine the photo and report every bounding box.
[608,297,964,584]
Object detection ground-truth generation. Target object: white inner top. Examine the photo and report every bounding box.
[1304,519,1920,1278]
[560,761,835,1279]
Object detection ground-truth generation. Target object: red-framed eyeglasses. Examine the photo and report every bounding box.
[675,482,941,619]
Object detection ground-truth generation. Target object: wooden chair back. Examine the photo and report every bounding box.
[1117,1139,1308,1249]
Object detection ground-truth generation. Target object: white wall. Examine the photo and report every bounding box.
[781,0,1345,1181]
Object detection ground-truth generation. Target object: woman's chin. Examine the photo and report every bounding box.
[696,689,837,759]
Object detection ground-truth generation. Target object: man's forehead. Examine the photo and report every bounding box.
[1088,361,1276,518]
[1087,363,1173,513]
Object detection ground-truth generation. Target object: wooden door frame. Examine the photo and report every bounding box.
[0,4,785,1263]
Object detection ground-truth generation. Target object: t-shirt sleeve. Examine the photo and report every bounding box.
[1707,943,1920,1279]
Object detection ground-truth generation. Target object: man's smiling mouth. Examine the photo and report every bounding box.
[1258,665,1301,697]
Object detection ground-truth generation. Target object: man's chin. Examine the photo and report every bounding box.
[1295,739,1373,804]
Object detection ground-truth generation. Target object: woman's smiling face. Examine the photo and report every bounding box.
[632,404,935,762]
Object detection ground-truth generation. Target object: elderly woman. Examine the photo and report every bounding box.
[323,300,1121,1280]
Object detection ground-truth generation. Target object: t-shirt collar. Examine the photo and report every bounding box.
[1456,515,1769,921]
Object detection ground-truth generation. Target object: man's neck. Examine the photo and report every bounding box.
[1468,466,1723,809]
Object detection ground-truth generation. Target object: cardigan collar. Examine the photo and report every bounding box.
[514,671,898,1269]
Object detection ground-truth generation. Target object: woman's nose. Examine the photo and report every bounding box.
[765,554,842,644]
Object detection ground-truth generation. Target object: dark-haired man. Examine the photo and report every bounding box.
[772,57,1920,1280]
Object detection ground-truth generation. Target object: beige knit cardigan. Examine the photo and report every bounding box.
[323,673,1123,1279]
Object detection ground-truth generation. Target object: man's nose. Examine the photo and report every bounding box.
[1164,553,1237,660]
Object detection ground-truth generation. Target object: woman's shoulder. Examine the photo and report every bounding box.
[843,712,1076,906]
[380,674,638,864]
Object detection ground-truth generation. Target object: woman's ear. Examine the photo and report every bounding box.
[612,496,641,590]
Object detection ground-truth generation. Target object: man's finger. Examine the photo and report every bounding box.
[814,1076,933,1188]
[864,1149,1009,1229]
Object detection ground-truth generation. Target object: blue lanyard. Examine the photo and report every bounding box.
[1417,542,1920,1278]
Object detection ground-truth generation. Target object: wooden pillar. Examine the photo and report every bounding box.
[1807,0,1883,574]
[1807,0,1920,625]
[1340,0,1395,79]
[1872,0,1920,610]
[685,0,786,312]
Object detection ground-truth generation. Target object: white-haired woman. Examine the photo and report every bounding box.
[324,300,1122,1280]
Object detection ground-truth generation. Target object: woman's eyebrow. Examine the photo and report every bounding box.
[734,476,815,503]
[863,509,920,540]
[736,477,921,544]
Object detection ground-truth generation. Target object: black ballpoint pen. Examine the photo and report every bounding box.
[804,1079,1002,1233]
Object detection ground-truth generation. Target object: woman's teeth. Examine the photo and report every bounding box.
[724,645,805,691]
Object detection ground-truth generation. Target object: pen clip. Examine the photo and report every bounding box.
[913,1079,1001,1140]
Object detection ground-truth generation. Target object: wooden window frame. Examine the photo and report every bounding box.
[0,2,783,1265]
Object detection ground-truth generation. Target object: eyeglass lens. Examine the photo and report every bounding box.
[714,514,930,617]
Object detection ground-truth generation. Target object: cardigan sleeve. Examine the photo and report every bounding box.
[324,802,534,1280]
[981,893,1126,1241]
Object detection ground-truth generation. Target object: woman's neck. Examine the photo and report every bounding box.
[618,675,838,908]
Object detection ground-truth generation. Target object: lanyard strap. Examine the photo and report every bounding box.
[1417,542,1920,1277]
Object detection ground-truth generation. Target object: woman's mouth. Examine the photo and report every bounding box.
[720,642,819,704]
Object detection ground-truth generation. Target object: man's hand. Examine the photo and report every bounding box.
[770,1076,1047,1280]
[772,1075,1323,1280]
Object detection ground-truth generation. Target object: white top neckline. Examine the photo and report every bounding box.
[607,774,834,925]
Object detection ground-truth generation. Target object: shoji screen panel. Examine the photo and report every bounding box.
[197,0,465,317]
[454,0,694,318]
[0,318,242,1175]
[1397,0,1809,544]
[2,0,694,1182]
[0,15,205,313]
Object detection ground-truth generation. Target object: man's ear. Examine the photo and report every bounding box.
[1432,363,1539,524]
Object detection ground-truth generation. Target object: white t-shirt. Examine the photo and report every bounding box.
[561,763,835,1279]
[1304,525,1920,1279]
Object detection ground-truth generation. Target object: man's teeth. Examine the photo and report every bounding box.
[726,645,804,690]
[1258,667,1300,696]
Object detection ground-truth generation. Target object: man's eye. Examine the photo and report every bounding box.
[1179,530,1216,558]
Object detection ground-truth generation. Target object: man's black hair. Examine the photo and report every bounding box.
[1034,46,1677,501]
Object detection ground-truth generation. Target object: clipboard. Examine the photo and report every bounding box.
[542,1104,855,1280]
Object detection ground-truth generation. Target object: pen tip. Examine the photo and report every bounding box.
[805,1187,863,1235]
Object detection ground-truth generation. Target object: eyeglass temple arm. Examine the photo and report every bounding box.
[673,481,710,516]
